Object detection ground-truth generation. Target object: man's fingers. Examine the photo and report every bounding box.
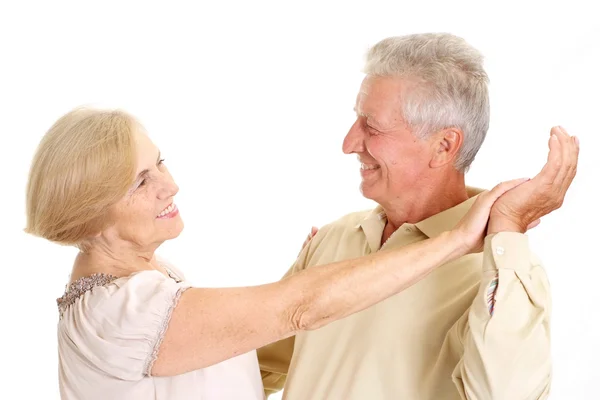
[564,133,580,191]
[554,126,573,185]
[538,131,562,183]
[538,127,579,206]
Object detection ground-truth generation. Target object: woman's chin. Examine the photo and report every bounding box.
[170,220,185,239]
[156,219,184,243]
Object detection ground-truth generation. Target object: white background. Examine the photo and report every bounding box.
[1,1,598,399]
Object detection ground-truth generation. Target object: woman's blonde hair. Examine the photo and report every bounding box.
[25,107,138,248]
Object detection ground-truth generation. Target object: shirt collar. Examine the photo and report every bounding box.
[357,186,486,241]
[355,206,388,252]
[414,186,485,238]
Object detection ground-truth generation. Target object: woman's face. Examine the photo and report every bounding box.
[105,128,183,248]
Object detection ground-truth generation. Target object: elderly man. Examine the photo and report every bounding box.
[258,33,578,399]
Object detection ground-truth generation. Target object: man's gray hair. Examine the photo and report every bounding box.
[364,33,489,171]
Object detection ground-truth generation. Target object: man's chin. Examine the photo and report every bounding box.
[359,182,378,201]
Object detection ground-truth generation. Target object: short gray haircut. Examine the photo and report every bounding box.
[364,33,490,171]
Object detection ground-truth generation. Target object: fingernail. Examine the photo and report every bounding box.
[551,134,558,141]
[558,125,566,133]
[574,136,579,146]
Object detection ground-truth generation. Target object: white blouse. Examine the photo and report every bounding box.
[56,262,265,399]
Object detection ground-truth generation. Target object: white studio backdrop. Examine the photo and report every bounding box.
[1,1,598,399]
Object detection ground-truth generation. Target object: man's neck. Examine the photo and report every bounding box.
[380,178,468,244]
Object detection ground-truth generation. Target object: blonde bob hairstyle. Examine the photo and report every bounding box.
[25,107,139,250]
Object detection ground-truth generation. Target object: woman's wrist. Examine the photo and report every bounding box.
[444,229,470,261]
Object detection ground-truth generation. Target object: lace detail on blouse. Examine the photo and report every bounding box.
[143,285,189,376]
[56,267,181,319]
[56,273,119,318]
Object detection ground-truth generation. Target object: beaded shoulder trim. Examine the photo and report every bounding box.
[56,273,118,318]
[56,268,181,318]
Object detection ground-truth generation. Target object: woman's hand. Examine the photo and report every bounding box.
[451,178,538,254]
[299,226,319,256]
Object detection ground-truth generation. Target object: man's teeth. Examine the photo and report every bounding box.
[157,204,175,217]
[361,163,380,171]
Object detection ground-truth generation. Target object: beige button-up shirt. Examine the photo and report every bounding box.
[258,191,552,399]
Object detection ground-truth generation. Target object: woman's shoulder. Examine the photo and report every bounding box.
[57,272,120,318]
[57,268,189,320]
[154,255,186,281]
[57,268,192,381]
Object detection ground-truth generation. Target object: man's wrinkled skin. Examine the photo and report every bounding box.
[301,126,579,251]
[488,126,579,235]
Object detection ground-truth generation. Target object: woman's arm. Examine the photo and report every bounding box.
[151,179,529,376]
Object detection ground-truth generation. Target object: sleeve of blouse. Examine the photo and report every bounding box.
[62,270,191,381]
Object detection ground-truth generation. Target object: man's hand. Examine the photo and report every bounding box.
[452,178,530,255]
[488,126,579,234]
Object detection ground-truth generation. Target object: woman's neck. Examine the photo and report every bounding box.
[69,245,164,283]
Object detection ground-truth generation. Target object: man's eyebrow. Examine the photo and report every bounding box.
[353,107,368,117]
[354,107,378,125]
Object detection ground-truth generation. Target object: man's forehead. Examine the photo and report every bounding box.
[354,85,379,120]
[354,77,409,129]
[358,78,373,98]
[358,76,406,101]
[354,87,371,115]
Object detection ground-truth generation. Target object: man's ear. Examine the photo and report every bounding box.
[429,128,464,168]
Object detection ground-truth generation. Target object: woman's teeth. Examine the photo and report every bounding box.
[157,203,175,217]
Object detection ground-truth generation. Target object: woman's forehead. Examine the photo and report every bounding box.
[134,130,159,170]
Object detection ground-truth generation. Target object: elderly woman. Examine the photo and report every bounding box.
[25,107,527,399]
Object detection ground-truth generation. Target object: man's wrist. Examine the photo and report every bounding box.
[487,218,527,235]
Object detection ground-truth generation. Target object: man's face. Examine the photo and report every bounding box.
[342,75,433,206]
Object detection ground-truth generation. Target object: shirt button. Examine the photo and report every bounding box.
[496,246,505,256]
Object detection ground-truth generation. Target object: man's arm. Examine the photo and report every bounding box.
[452,126,578,398]
[451,232,551,399]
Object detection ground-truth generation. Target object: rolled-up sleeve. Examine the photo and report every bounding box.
[452,232,552,399]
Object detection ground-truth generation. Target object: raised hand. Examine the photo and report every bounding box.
[487,126,579,234]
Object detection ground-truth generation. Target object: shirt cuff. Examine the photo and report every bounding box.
[483,232,531,272]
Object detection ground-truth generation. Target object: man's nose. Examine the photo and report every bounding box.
[342,119,365,154]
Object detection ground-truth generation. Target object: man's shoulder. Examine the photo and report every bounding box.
[307,208,374,247]
[320,208,374,233]
[296,208,374,270]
